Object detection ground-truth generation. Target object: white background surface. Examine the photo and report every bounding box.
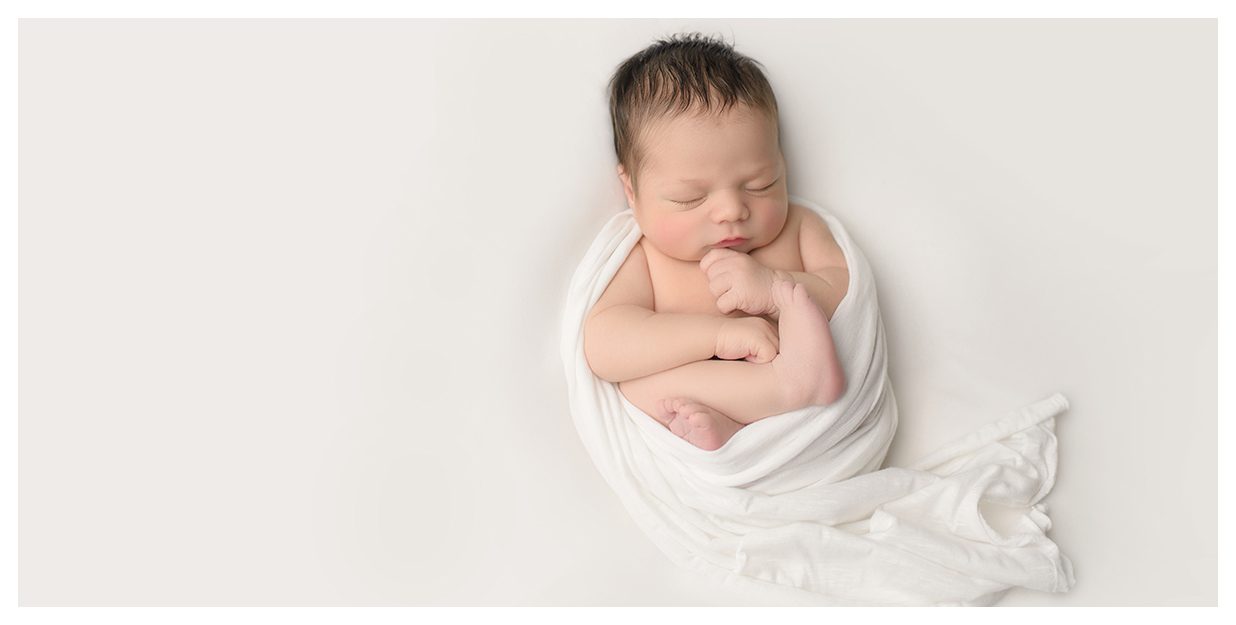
[19,19,1215,605]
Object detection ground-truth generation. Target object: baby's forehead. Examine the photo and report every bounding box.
[644,103,767,132]
[640,120,780,166]
[641,107,777,151]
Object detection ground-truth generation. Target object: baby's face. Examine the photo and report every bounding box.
[618,104,788,262]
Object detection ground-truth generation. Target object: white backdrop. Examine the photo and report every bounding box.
[19,19,1216,606]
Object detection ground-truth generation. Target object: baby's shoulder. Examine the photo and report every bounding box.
[787,202,837,241]
[786,201,816,228]
[760,201,814,251]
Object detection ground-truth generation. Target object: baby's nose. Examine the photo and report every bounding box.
[711,199,748,222]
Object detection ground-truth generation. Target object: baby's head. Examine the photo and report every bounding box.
[608,32,787,262]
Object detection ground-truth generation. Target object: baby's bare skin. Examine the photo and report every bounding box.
[625,278,841,451]
[612,198,851,443]
[598,103,849,451]
[616,221,847,450]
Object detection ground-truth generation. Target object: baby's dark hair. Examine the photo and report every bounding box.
[607,32,781,193]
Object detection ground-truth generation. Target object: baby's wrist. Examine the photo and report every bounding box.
[768,270,794,318]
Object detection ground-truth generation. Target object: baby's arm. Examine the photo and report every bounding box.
[773,208,850,322]
[767,268,848,322]
[585,307,727,383]
[584,242,727,383]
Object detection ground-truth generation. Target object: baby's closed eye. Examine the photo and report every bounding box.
[671,180,779,205]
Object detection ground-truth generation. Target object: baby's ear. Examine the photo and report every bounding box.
[616,165,636,207]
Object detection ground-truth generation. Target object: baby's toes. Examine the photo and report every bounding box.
[659,398,677,418]
[647,399,675,427]
[667,414,691,438]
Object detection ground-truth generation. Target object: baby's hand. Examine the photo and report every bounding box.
[700,248,779,317]
[714,316,780,363]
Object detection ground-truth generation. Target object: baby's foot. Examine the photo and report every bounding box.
[657,398,744,451]
[769,279,846,408]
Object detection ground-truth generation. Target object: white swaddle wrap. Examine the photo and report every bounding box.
[559,196,1076,606]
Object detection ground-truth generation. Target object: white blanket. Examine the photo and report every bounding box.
[559,196,1076,606]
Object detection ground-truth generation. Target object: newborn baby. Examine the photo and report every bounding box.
[583,33,851,451]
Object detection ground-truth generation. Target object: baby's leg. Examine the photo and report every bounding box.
[619,280,845,428]
[620,359,784,427]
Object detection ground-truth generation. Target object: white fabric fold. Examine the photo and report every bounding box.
[559,195,1076,606]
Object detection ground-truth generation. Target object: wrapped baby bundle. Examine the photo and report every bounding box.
[559,195,1075,606]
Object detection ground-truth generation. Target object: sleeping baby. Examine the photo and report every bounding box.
[583,33,852,451]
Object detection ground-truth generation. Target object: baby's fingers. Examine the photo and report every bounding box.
[764,326,780,355]
[745,340,778,364]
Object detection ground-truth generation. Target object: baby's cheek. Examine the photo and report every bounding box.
[656,217,695,245]
[764,205,790,237]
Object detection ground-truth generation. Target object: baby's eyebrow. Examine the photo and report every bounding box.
[676,167,777,185]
